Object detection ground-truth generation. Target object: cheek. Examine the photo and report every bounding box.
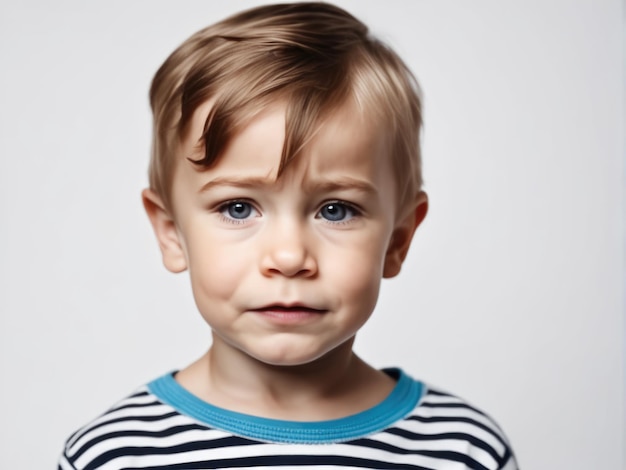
[323,237,387,305]
[184,231,249,302]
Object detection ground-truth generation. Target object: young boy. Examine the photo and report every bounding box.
[59,3,518,469]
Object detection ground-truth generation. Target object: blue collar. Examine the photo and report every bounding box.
[148,368,423,444]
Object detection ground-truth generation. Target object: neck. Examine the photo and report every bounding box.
[176,335,395,421]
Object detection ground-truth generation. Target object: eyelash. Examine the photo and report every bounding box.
[316,200,362,224]
[214,199,362,225]
[216,199,258,225]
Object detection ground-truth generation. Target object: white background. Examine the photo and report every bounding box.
[0,1,623,468]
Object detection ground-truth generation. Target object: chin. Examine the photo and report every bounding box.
[251,352,326,368]
[246,344,337,368]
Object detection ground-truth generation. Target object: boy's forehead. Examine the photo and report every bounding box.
[182,100,218,159]
[304,105,390,173]
[181,101,285,176]
[180,98,390,176]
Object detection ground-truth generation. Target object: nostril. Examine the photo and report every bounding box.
[260,226,318,277]
[261,249,317,278]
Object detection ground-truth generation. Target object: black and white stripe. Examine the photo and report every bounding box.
[59,386,517,469]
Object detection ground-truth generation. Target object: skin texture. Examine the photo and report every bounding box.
[143,101,428,420]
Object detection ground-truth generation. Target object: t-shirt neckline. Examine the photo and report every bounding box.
[147,367,423,444]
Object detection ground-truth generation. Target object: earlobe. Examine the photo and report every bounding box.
[141,188,188,273]
[383,191,428,278]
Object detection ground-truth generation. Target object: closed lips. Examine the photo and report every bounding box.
[252,305,327,313]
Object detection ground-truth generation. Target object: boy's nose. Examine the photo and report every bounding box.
[259,221,317,278]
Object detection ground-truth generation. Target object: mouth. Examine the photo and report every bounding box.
[250,303,328,323]
[253,303,327,314]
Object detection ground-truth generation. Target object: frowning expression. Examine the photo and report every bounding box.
[145,101,423,366]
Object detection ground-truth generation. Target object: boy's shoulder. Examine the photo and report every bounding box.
[59,369,518,470]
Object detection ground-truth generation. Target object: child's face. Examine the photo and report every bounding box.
[145,101,424,367]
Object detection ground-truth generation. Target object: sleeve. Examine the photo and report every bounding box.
[57,450,78,470]
[499,450,520,470]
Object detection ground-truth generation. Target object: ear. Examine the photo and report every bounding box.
[383,191,428,278]
[141,188,188,273]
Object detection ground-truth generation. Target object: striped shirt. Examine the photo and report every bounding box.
[59,369,518,469]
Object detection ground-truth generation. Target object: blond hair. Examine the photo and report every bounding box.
[149,2,423,212]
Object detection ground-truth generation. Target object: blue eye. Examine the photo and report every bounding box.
[222,201,254,220]
[318,202,357,222]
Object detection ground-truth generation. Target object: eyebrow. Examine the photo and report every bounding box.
[199,176,378,195]
[303,178,378,196]
[200,176,276,192]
